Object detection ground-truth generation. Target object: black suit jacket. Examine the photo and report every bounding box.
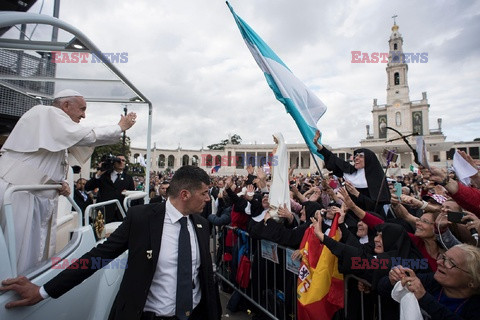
[149,195,167,204]
[44,202,222,320]
[73,188,93,214]
[85,171,135,222]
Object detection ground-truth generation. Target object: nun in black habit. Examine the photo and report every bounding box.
[312,216,428,319]
[313,130,390,217]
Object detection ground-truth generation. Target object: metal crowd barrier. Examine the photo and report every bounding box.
[84,191,147,226]
[343,274,382,320]
[212,225,298,320]
[211,226,393,320]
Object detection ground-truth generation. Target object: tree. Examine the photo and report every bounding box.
[230,134,242,145]
[207,134,242,150]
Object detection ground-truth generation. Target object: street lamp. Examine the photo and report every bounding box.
[122,105,127,154]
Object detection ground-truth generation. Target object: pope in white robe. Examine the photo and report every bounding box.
[0,89,137,275]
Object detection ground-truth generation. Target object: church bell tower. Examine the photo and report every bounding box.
[360,16,447,168]
[368,17,430,141]
[386,20,410,106]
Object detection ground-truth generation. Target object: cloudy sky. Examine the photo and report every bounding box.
[23,0,480,149]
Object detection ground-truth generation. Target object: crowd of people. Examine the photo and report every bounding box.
[187,130,480,320]
[0,87,479,319]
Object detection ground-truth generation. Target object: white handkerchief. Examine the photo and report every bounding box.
[391,281,423,320]
[416,136,429,169]
[453,151,477,186]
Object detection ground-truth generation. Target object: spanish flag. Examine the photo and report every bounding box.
[297,215,344,319]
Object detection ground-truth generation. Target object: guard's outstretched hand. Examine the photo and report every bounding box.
[0,276,43,309]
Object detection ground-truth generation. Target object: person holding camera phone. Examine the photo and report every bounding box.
[0,89,137,275]
[435,203,480,248]
[85,154,135,223]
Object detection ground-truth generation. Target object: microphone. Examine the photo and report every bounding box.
[470,228,479,242]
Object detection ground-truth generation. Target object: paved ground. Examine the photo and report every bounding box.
[212,237,254,320]
[220,290,252,320]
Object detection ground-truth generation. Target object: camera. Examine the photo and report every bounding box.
[98,154,122,172]
[447,211,465,224]
[289,180,296,190]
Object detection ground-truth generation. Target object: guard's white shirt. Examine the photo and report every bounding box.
[111,171,123,183]
[143,199,201,316]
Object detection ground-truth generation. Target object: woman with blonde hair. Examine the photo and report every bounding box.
[379,244,480,319]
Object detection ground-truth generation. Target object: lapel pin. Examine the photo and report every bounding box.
[196,224,202,228]
[146,250,152,259]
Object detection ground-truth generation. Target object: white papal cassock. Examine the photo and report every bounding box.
[0,104,122,275]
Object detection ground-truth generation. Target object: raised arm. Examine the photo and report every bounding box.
[313,130,356,177]
[291,185,307,203]
[338,187,366,220]
[391,194,417,227]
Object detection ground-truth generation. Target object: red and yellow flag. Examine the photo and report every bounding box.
[297,215,344,320]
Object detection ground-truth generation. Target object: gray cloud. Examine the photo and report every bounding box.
[28,0,480,149]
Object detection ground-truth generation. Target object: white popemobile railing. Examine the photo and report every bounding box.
[2,184,79,277]
[2,184,146,278]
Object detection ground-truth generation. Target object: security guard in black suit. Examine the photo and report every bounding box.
[85,155,135,223]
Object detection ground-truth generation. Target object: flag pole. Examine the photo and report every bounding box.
[310,151,324,179]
